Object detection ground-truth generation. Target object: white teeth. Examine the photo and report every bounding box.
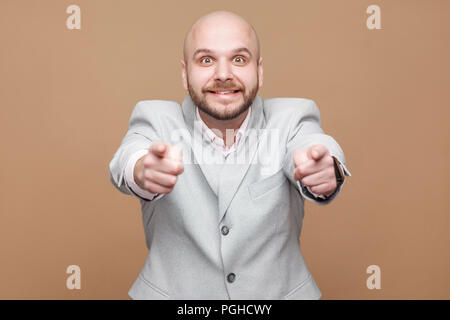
[216,91,233,94]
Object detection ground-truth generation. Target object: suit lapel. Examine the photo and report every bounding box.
[181,95,217,198]
[181,94,266,223]
[217,95,265,223]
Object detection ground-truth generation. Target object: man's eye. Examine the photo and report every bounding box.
[233,56,246,63]
[200,57,212,64]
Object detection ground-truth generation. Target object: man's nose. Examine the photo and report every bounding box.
[214,59,233,81]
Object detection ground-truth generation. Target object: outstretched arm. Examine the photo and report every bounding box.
[282,99,351,205]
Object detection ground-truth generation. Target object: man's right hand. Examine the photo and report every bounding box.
[134,141,184,194]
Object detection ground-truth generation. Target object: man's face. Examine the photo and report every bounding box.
[181,19,263,121]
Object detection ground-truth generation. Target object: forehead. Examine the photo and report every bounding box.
[188,20,256,58]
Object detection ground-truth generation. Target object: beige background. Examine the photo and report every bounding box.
[0,0,449,299]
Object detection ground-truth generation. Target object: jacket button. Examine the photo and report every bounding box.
[227,273,236,283]
[221,226,229,235]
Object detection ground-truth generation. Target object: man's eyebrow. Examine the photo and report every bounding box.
[193,47,253,59]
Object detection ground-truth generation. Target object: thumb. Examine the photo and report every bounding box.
[166,144,183,161]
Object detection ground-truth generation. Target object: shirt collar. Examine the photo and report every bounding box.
[195,106,251,148]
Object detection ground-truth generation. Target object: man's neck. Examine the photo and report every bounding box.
[197,108,250,147]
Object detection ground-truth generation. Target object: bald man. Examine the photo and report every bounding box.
[109,10,351,300]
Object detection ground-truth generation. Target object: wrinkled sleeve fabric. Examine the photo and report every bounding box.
[282,99,352,205]
[109,101,164,200]
[298,156,351,203]
[123,148,164,201]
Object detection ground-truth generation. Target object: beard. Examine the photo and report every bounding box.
[187,75,259,121]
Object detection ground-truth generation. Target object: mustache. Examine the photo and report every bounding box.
[204,85,243,92]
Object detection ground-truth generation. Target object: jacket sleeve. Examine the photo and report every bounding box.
[108,101,163,197]
[282,99,352,205]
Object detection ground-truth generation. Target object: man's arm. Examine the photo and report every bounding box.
[109,101,164,196]
[282,99,351,205]
[298,155,351,203]
[123,149,162,201]
[109,100,184,200]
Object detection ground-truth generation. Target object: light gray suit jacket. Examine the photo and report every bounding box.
[109,94,351,300]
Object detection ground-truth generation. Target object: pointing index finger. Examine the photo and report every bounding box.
[309,144,328,161]
[149,141,167,157]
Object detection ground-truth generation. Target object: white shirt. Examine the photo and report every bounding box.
[124,106,332,200]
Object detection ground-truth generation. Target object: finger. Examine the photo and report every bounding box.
[149,141,167,157]
[308,144,328,161]
[144,179,173,194]
[294,167,303,181]
[300,166,335,187]
[294,157,333,180]
[147,157,184,176]
[145,169,178,189]
[294,159,318,180]
[309,182,336,197]
[294,149,309,167]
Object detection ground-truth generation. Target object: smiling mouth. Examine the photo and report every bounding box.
[207,90,241,99]
[207,90,241,94]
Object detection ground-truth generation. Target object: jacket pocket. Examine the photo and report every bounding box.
[248,169,288,200]
[129,274,170,300]
[282,274,322,300]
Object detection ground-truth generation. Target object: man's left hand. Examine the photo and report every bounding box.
[293,144,337,197]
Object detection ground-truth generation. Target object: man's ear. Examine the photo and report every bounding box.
[258,56,263,88]
[180,59,188,91]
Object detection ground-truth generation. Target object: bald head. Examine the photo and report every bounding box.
[180,11,263,122]
[183,11,260,65]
